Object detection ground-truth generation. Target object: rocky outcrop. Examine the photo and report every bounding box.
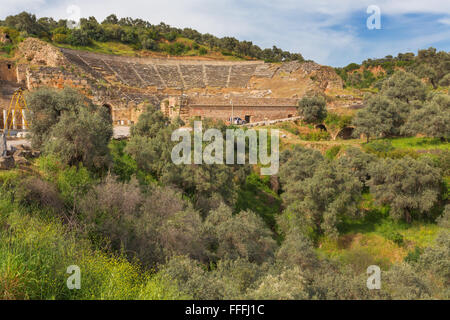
[17,38,69,67]
[0,32,11,44]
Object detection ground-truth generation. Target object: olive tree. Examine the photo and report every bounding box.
[368,157,442,223]
[280,161,362,237]
[403,94,450,140]
[297,95,327,124]
[27,87,113,172]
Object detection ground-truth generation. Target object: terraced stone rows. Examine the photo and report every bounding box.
[61,49,269,89]
[133,64,164,87]
[179,65,204,88]
[228,65,257,87]
[156,65,183,88]
[204,65,229,87]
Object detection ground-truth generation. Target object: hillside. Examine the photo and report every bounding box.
[0,11,449,302]
[0,12,304,62]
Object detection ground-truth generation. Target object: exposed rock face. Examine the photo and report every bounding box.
[17,38,69,67]
[0,32,11,44]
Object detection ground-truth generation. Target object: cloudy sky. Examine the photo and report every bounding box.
[1,0,449,66]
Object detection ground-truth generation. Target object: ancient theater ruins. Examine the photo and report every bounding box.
[0,38,345,126]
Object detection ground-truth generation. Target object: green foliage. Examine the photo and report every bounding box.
[403,94,450,140]
[204,204,277,263]
[324,112,353,129]
[1,11,304,62]
[109,140,138,182]
[325,145,341,160]
[0,197,187,299]
[299,129,330,141]
[368,156,443,223]
[381,71,427,103]
[280,160,362,238]
[297,95,327,124]
[57,165,93,206]
[235,173,282,229]
[27,87,113,172]
[413,47,450,89]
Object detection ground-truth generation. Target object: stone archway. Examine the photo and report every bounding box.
[102,103,113,122]
[336,126,355,140]
[315,123,327,131]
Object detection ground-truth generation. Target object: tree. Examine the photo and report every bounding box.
[337,147,376,186]
[280,161,362,237]
[403,94,450,140]
[413,47,450,89]
[368,157,442,223]
[204,204,276,264]
[278,145,323,197]
[352,95,401,141]
[44,106,112,171]
[4,12,45,36]
[297,95,327,124]
[27,87,112,172]
[382,71,427,104]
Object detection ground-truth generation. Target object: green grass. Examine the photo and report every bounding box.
[381,137,449,151]
[0,170,188,300]
[235,172,282,231]
[54,40,139,56]
[317,192,443,271]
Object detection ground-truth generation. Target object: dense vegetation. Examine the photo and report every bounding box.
[0,12,304,62]
[352,71,449,142]
[335,48,450,89]
[1,68,448,299]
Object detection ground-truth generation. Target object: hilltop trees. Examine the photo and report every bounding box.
[368,156,442,223]
[414,47,450,89]
[297,95,327,124]
[1,11,304,61]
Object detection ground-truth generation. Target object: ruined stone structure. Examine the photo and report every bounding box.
[161,96,298,122]
[0,38,344,126]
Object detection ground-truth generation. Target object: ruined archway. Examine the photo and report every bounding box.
[336,126,355,140]
[102,103,113,122]
[315,124,327,131]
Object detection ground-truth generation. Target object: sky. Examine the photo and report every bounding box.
[1,0,449,67]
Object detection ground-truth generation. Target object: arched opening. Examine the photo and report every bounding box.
[337,127,355,140]
[102,103,113,122]
[315,124,327,131]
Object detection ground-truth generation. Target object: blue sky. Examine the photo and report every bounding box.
[1,0,449,66]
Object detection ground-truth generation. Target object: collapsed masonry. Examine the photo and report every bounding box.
[0,38,344,126]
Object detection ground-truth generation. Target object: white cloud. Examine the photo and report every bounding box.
[439,18,450,25]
